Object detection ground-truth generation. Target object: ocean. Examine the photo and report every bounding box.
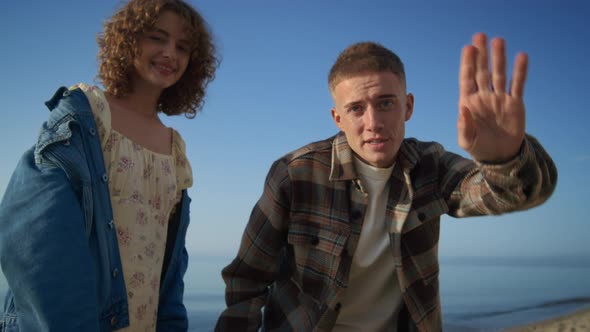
[1,255,589,331]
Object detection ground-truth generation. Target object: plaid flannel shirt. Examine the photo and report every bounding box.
[216,132,557,332]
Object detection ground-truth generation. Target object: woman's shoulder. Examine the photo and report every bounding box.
[71,83,104,98]
[171,129,193,189]
[71,83,111,140]
[70,83,107,111]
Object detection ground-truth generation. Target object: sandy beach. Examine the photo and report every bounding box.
[506,307,590,331]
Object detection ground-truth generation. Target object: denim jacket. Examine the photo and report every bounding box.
[0,87,191,331]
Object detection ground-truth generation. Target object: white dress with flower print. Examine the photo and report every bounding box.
[77,84,192,331]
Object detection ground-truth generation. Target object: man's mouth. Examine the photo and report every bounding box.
[365,138,388,145]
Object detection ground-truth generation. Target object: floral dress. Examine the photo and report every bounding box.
[77,84,192,331]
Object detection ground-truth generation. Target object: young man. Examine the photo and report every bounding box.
[215,33,557,331]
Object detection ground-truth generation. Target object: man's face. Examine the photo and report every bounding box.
[331,72,414,168]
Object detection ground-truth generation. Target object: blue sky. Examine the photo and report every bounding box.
[0,1,588,260]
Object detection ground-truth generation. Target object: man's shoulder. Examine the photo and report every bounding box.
[401,137,445,159]
[279,134,337,165]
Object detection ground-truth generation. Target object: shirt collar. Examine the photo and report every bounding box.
[329,132,420,182]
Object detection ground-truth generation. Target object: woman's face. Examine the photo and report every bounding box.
[132,10,191,93]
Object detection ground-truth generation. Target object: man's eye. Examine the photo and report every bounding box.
[379,100,394,108]
[349,105,363,113]
[376,100,396,111]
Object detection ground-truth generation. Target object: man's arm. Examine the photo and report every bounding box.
[439,134,557,217]
[440,32,557,215]
[215,159,291,332]
[0,149,100,331]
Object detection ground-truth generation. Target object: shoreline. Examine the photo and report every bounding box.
[506,306,590,331]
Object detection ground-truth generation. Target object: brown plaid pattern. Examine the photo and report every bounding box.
[215,132,557,332]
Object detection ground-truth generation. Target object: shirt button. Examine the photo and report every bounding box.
[418,212,426,221]
[110,316,117,326]
[108,219,114,229]
[62,90,71,97]
[351,209,363,220]
[112,268,119,278]
[89,128,96,136]
[102,174,108,182]
[353,180,362,192]
[310,236,319,246]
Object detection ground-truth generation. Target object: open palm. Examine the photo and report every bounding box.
[458,33,528,163]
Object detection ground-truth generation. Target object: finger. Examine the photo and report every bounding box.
[459,45,477,98]
[473,33,491,91]
[510,52,528,97]
[491,37,507,93]
[457,106,475,152]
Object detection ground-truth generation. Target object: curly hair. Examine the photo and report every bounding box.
[97,0,218,117]
[328,42,405,93]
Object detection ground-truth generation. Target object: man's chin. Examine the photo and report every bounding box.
[363,157,395,168]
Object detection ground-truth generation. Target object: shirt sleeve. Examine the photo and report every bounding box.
[172,129,193,191]
[0,148,101,331]
[440,134,558,217]
[215,158,291,332]
[157,247,189,331]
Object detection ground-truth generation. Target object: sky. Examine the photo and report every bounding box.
[0,1,588,261]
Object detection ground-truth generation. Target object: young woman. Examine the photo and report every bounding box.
[0,0,217,331]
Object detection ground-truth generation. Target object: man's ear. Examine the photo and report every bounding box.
[331,108,343,130]
[405,93,414,121]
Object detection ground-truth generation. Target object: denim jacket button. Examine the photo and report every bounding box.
[62,90,70,97]
[89,128,96,136]
[102,174,108,182]
[108,219,114,229]
[112,268,119,278]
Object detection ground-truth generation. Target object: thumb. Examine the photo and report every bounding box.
[457,106,475,151]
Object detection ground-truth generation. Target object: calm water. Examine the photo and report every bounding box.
[439,256,590,330]
[2,255,589,331]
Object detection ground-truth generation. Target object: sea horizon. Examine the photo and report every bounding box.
[1,254,589,331]
[184,254,590,331]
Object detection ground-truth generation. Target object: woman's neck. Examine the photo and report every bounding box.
[112,93,159,120]
[107,80,163,121]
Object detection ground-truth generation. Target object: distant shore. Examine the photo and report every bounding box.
[506,306,590,331]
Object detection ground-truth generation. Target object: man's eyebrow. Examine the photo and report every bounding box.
[376,94,398,99]
[343,94,398,108]
[343,100,362,109]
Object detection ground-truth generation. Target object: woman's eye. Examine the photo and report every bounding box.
[177,45,190,53]
[148,35,164,42]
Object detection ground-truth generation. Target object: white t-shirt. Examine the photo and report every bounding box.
[333,158,402,332]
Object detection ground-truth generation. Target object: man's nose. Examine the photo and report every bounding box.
[365,106,384,131]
